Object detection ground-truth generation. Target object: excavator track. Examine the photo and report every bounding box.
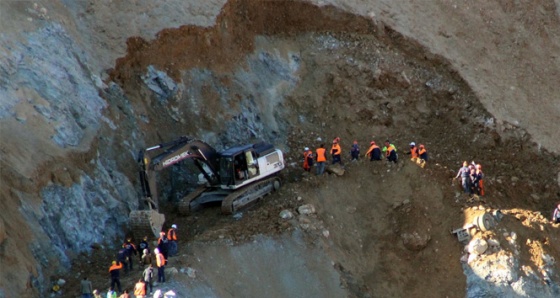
[177,186,208,215]
[129,209,165,239]
[221,177,281,214]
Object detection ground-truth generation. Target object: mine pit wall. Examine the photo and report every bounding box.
[0,1,559,297]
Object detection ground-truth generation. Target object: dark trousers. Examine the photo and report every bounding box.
[110,277,121,293]
[157,266,165,283]
[332,154,341,164]
[144,281,153,293]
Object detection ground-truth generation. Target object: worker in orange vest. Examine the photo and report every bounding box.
[167,224,178,257]
[384,140,397,163]
[331,137,342,164]
[303,147,313,172]
[365,141,382,161]
[133,279,146,298]
[407,142,419,162]
[108,261,123,293]
[154,248,166,283]
[417,144,428,168]
[315,144,327,175]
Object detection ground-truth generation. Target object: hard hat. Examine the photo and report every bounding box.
[112,261,117,265]
[160,231,165,235]
[143,249,148,254]
[93,290,99,294]
[172,224,177,229]
[370,141,375,145]
[419,144,424,148]
[332,140,337,144]
[154,248,160,254]
[304,147,309,151]
[143,236,148,240]
[410,142,415,146]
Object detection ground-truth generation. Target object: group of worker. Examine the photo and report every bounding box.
[81,224,178,298]
[302,138,429,175]
[454,161,485,197]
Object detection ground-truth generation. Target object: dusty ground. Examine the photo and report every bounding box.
[1,0,560,297]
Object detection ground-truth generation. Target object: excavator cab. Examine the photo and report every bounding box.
[218,146,260,186]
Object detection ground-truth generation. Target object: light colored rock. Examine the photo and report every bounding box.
[487,239,500,247]
[468,238,488,255]
[186,267,196,279]
[322,229,330,238]
[326,164,345,176]
[400,231,431,251]
[56,279,66,286]
[298,204,316,215]
[279,209,294,219]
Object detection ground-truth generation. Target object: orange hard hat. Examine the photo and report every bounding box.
[370,141,375,145]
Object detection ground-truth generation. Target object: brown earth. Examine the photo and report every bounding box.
[58,1,560,297]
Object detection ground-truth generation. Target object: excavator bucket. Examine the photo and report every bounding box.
[129,210,165,239]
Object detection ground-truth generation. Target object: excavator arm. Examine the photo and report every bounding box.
[137,136,220,209]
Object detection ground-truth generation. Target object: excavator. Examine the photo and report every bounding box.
[129,136,285,238]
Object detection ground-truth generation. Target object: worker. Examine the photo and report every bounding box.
[157,231,169,261]
[106,287,117,298]
[418,144,428,168]
[108,261,123,293]
[406,142,419,162]
[350,140,360,161]
[133,279,146,298]
[118,289,129,298]
[365,141,382,161]
[315,144,327,175]
[167,224,178,257]
[116,246,129,274]
[303,147,312,172]
[472,164,484,196]
[154,248,166,283]
[81,277,93,298]
[455,161,471,194]
[552,203,560,223]
[383,140,398,163]
[93,289,102,298]
[138,236,150,255]
[331,138,342,164]
[140,248,152,266]
[122,238,138,271]
[142,263,155,294]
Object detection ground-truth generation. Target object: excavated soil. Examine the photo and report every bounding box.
[56,1,560,297]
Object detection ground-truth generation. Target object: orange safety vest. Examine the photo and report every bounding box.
[331,143,341,155]
[303,151,310,169]
[316,148,327,162]
[108,262,123,272]
[410,147,419,158]
[167,228,177,241]
[134,281,146,296]
[155,252,166,267]
[385,145,395,157]
[365,144,379,156]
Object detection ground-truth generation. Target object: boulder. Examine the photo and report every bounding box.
[468,238,488,255]
[298,204,316,215]
[400,231,431,251]
[326,164,345,176]
[279,209,294,219]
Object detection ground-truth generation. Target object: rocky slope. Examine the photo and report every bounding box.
[0,1,559,297]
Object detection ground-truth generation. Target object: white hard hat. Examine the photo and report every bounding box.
[172,224,177,229]
[154,248,159,254]
[304,147,309,151]
[410,142,415,146]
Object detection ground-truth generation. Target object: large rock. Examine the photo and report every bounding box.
[297,204,316,215]
[326,164,345,176]
[400,231,431,251]
[468,238,488,255]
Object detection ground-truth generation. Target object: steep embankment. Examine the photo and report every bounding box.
[0,1,559,297]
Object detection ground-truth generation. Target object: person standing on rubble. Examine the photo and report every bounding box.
[81,277,93,298]
[108,260,123,293]
[122,238,138,271]
[303,147,312,172]
[552,203,560,223]
[383,140,398,163]
[315,144,327,175]
[167,224,178,257]
[133,279,146,298]
[472,164,484,196]
[154,248,166,283]
[138,236,150,255]
[157,231,169,261]
[350,140,360,161]
[406,142,419,162]
[455,161,471,194]
[418,144,428,168]
[331,137,342,164]
[142,264,155,294]
[365,141,382,161]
